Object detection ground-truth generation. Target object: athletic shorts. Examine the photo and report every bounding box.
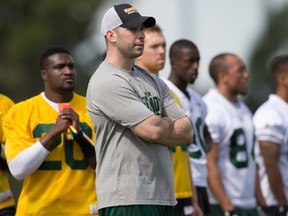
[196,186,210,215]
[99,205,174,216]
[262,205,288,216]
[209,204,259,216]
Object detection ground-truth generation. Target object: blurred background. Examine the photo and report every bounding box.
[2,0,288,112]
[1,0,288,204]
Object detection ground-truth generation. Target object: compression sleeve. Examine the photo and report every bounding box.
[8,141,49,180]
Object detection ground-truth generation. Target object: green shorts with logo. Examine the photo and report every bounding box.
[99,205,174,216]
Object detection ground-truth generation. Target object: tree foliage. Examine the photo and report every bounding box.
[0,0,103,102]
[246,4,288,112]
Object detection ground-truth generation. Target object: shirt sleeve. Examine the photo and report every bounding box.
[205,105,224,144]
[87,73,155,128]
[253,107,285,145]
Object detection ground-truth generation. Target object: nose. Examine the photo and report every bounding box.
[244,70,249,78]
[192,62,199,70]
[159,46,166,55]
[137,28,145,39]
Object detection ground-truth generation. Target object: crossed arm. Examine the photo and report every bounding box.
[131,115,193,147]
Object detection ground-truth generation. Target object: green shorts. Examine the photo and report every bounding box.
[209,204,259,216]
[99,205,174,216]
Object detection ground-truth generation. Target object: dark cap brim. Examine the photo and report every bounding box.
[120,16,156,29]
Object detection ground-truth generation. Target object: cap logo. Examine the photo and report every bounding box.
[124,6,138,14]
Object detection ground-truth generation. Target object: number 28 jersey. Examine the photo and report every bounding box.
[3,93,97,216]
[203,89,256,208]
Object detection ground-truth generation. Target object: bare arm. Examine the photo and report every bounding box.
[206,143,234,212]
[160,116,193,147]
[255,164,266,207]
[259,140,287,205]
[204,125,212,152]
[131,115,174,142]
[131,115,193,147]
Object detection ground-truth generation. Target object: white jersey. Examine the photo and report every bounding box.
[164,79,208,187]
[253,94,288,206]
[203,89,256,208]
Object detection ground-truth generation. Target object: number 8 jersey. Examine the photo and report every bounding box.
[203,89,256,208]
[3,93,97,216]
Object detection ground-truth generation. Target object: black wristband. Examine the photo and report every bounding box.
[0,157,9,171]
[74,130,95,159]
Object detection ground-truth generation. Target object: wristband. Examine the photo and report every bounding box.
[70,126,95,159]
[74,128,84,139]
[0,157,8,171]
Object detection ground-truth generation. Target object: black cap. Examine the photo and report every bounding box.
[101,3,156,35]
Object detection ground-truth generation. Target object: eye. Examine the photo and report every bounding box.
[57,63,66,69]
[67,63,75,69]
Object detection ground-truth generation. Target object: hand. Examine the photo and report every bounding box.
[58,105,80,130]
[224,209,239,216]
[192,204,203,216]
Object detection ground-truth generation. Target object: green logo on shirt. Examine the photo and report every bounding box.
[141,92,161,115]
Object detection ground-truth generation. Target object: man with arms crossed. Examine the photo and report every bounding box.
[87,4,193,216]
[253,54,288,216]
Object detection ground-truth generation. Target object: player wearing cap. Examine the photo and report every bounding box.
[86,4,193,216]
[3,46,97,215]
[253,54,288,216]
[0,94,16,216]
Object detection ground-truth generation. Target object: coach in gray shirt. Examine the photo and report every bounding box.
[86,3,193,216]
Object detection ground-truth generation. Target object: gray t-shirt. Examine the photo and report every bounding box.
[86,62,185,209]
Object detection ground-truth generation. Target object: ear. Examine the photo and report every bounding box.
[170,58,176,70]
[106,30,117,43]
[218,71,229,85]
[41,69,48,81]
[277,72,288,85]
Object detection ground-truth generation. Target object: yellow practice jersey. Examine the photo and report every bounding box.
[170,91,193,199]
[3,93,97,216]
[0,94,14,142]
[0,94,15,209]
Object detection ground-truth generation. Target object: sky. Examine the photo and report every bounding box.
[90,0,287,94]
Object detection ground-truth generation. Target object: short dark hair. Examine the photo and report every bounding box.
[270,54,288,83]
[209,53,237,84]
[169,39,198,60]
[40,46,71,69]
